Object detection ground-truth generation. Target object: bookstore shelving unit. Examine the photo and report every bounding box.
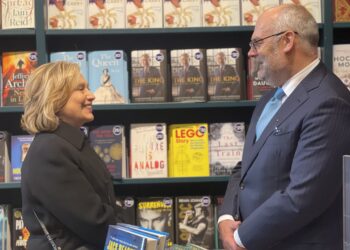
[0,0,346,207]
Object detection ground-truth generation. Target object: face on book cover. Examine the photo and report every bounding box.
[58,75,95,128]
[139,209,170,232]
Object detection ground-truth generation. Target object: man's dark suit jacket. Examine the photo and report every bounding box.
[21,122,122,250]
[219,62,350,250]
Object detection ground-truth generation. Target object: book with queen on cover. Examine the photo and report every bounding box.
[168,123,209,177]
[129,123,168,178]
[89,125,126,179]
[2,51,38,106]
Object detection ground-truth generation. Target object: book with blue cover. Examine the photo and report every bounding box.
[88,50,129,104]
[11,135,34,182]
[50,51,88,80]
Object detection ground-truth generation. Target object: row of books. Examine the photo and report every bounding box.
[0,122,245,182]
[0,0,324,31]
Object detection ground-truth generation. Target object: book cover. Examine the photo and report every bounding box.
[47,0,87,29]
[0,205,11,250]
[164,0,202,28]
[12,208,30,250]
[209,123,245,176]
[213,196,224,250]
[0,131,11,183]
[89,125,126,179]
[2,51,38,106]
[246,56,274,100]
[130,123,168,179]
[131,50,168,103]
[88,50,129,104]
[168,123,209,177]
[241,0,279,26]
[175,196,214,249]
[202,0,240,27]
[334,0,350,22]
[50,51,88,80]
[171,49,207,102]
[333,44,350,91]
[11,135,34,182]
[116,197,136,225]
[88,0,125,29]
[1,0,35,29]
[206,48,243,101]
[126,0,163,28]
[136,197,174,248]
[281,0,322,23]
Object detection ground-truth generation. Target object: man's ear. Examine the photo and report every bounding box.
[283,31,297,53]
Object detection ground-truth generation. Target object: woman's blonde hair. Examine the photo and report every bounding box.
[21,61,81,134]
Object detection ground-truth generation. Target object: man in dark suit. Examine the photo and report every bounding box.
[138,53,163,98]
[218,4,350,250]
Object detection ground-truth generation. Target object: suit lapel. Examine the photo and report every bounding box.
[241,62,327,178]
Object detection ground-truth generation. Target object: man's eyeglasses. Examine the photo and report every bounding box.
[249,31,298,51]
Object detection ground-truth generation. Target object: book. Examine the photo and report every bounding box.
[88,50,129,104]
[246,56,274,100]
[116,197,136,225]
[334,0,350,22]
[281,0,322,23]
[126,0,163,28]
[104,224,159,250]
[202,0,240,27]
[2,51,38,106]
[241,0,279,26]
[209,123,245,176]
[118,222,170,250]
[47,0,87,29]
[136,197,174,247]
[168,123,209,177]
[12,208,30,250]
[0,205,11,250]
[333,44,350,91]
[164,0,202,28]
[89,125,127,179]
[11,135,34,182]
[206,48,243,101]
[1,0,35,29]
[88,0,125,29]
[0,131,11,183]
[213,196,224,250]
[175,196,214,249]
[50,51,88,81]
[129,123,168,179]
[131,50,168,103]
[170,49,207,102]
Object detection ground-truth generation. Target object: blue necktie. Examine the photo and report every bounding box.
[255,87,285,140]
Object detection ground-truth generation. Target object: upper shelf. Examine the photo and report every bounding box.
[0,29,35,36]
[333,22,350,29]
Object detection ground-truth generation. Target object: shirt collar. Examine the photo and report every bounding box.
[54,122,86,150]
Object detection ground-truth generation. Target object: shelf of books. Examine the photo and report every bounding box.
[114,176,229,185]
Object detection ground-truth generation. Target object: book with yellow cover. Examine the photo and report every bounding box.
[168,123,209,177]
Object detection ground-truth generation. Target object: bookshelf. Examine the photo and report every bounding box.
[0,0,347,207]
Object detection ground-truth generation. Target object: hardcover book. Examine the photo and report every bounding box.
[213,196,224,250]
[333,44,350,91]
[131,50,168,103]
[136,197,174,248]
[89,125,127,179]
[11,135,34,182]
[209,123,245,176]
[170,49,207,102]
[47,0,87,29]
[1,0,35,29]
[2,51,38,106]
[202,0,240,27]
[241,0,279,26]
[281,0,322,23]
[206,48,243,101]
[164,0,202,28]
[129,123,168,178]
[175,196,214,249]
[50,51,88,80]
[126,0,163,28]
[116,197,136,225]
[0,205,11,250]
[246,56,274,100]
[88,50,129,104]
[168,123,209,177]
[334,0,350,22]
[0,131,11,183]
[12,208,30,250]
[88,0,125,29]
